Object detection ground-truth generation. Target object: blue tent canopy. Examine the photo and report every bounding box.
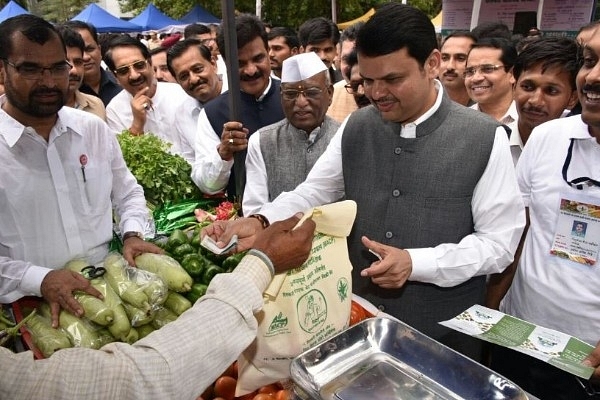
[71,4,141,33]
[129,3,180,31]
[0,0,29,23]
[179,5,220,25]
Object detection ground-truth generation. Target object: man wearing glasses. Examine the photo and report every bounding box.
[103,35,188,153]
[0,15,161,327]
[465,37,518,131]
[243,52,338,215]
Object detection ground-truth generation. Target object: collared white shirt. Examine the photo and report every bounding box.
[192,79,274,194]
[106,82,188,153]
[509,123,525,167]
[0,97,148,302]
[501,115,600,345]
[259,83,524,287]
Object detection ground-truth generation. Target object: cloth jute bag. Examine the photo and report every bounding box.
[236,200,357,395]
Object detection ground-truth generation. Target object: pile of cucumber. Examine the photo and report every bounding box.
[153,227,247,304]
[20,225,248,358]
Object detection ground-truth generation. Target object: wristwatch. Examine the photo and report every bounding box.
[122,231,144,241]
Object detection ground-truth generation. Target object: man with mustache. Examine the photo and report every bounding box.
[63,21,122,107]
[57,26,106,120]
[192,14,284,199]
[243,52,338,215]
[0,15,161,326]
[438,32,476,107]
[103,35,188,154]
[507,37,579,166]
[204,3,525,361]
[167,39,225,164]
[485,28,600,400]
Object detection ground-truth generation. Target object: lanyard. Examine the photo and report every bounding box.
[561,138,600,190]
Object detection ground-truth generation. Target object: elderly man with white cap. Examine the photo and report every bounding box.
[243,52,338,215]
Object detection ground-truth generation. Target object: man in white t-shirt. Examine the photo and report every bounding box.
[486,28,600,400]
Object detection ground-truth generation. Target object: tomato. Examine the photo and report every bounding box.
[252,394,275,400]
[257,384,279,394]
[199,384,213,400]
[234,392,257,400]
[222,362,237,378]
[349,301,367,325]
[214,376,237,400]
[274,389,293,400]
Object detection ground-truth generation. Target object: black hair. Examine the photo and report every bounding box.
[344,48,359,78]
[56,25,85,54]
[469,37,518,70]
[471,21,512,41]
[149,46,167,57]
[216,14,268,62]
[0,14,65,61]
[166,38,213,78]
[298,17,340,47]
[103,34,151,72]
[356,3,437,67]
[339,21,364,45]
[184,23,211,39]
[63,20,99,45]
[513,36,578,91]
[441,31,477,48]
[268,26,299,50]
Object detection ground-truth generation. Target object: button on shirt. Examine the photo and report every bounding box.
[0,98,148,302]
[259,82,524,286]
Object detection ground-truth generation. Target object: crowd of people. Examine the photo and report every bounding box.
[0,3,599,399]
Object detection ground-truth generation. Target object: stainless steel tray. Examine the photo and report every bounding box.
[290,317,528,400]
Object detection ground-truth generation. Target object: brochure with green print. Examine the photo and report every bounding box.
[440,304,595,379]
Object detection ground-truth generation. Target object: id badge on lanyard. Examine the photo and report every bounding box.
[550,193,600,266]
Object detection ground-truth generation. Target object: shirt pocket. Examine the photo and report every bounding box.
[72,162,112,216]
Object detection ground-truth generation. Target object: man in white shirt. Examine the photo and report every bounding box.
[103,35,188,153]
[486,29,600,400]
[0,15,160,327]
[243,52,338,215]
[204,4,525,361]
[166,38,225,164]
[465,38,518,129]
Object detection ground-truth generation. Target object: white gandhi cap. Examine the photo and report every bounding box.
[281,52,328,83]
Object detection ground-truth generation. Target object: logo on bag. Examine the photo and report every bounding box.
[267,312,289,335]
[298,290,327,333]
[337,278,349,301]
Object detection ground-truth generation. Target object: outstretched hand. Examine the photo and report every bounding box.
[252,213,316,273]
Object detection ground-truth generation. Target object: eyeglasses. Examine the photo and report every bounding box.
[344,82,364,94]
[281,87,323,101]
[3,59,72,80]
[113,60,148,77]
[463,64,506,78]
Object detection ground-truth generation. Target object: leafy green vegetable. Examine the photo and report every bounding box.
[117,131,202,207]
